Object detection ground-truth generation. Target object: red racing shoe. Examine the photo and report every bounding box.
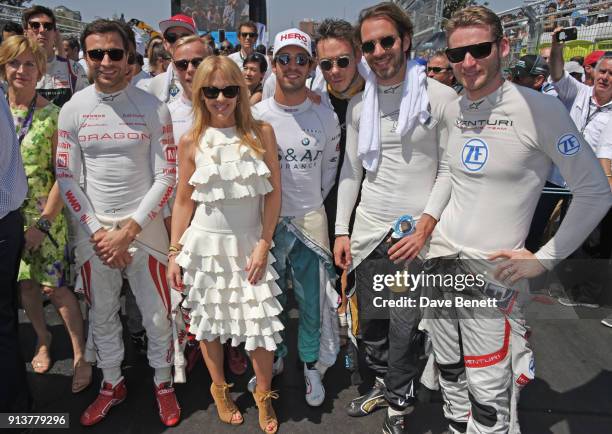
[80,379,127,426]
[155,382,181,426]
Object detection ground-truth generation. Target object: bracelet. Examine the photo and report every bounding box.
[167,251,180,259]
[168,245,180,253]
[606,174,612,178]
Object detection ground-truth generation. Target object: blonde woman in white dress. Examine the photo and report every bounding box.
[167,55,282,434]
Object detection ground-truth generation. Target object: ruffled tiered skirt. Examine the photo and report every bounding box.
[176,198,284,352]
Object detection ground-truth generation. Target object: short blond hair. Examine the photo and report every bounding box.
[174,34,205,51]
[0,35,46,80]
[445,5,503,42]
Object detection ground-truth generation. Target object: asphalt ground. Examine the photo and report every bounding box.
[14,293,612,434]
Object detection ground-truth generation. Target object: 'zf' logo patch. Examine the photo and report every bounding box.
[557,134,580,156]
[462,138,489,172]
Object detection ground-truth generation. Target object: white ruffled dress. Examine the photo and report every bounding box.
[175,127,284,352]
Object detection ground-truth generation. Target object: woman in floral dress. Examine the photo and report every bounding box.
[0,35,90,392]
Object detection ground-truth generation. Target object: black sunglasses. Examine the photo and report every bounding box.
[427,66,451,73]
[174,57,204,71]
[240,32,258,39]
[87,48,125,62]
[445,40,499,63]
[28,21,55,31]
[201,85,240,99]
[361,35,397,54]
[164,32,192,44]
[275,53,311,66]
[319,56,351,71]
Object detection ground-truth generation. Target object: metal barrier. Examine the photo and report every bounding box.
[498,0,612,65]
[0,2,86,35]
[394,0,444,51]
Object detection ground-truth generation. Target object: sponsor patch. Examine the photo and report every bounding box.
[56,152,69,168]
[461,138,489,172]
[557,134,580,156]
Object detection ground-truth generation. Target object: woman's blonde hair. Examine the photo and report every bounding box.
[0,35,46,80]
[190,55,265,155]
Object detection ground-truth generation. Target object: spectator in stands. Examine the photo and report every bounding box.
[584,50,606,86]
[570,55,584,66]
[22,5,88,107]
[550,27,612,310]
[200,32,215,51]
[62,36,79,62]
[1,22,23,43]
[426,50,461,92]
[242,52,267,105]
[148,43,172,77]
[147,14,197,103]
[540,46,552,63]
[565,60,584,81]
[511,54,557,96]
[219,40,234,55]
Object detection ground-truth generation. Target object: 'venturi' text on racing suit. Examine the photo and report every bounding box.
[422,81,612,433]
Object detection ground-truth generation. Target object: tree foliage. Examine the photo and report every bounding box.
[0,0,32,7]
[444,0,490,19]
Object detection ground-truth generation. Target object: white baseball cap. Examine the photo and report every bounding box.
[273,28,312,58]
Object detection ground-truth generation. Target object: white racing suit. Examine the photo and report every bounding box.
[422,257,533,434]
[56,84,177,375]
[75,215,173,371]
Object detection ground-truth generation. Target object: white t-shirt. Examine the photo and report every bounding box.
[553,71,612,160]
[37,55,89,107]
[424,81,612,271]
[145,64,183,104]
[253,97,341,218]
[229,50,272,82]
[168,93,193,145]
[56,84,176,235]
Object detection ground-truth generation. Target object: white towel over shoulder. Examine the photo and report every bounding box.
[357,59,430,172]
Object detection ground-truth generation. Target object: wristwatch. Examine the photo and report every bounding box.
[35,218,52,233]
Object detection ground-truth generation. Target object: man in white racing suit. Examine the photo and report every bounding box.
[422,7,612,434]
[56,20,180,427]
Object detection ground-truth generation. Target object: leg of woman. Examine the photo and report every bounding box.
[45,285,91,392]
[20,279,52,373]
[250,347,278,433]
[200,339,225,384]
[45,286,85,361]
[250,347,273,392]
[201,339,243,424]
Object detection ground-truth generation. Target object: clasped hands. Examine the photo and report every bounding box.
[91,224,138,269]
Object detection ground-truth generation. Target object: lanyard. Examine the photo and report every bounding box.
[581,100,610,134]
[7,94,37,146]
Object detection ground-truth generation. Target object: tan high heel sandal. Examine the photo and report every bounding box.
[210,383,243,425]
[252,389,279,434]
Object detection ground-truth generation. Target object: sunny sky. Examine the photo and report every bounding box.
[31,0,524,36]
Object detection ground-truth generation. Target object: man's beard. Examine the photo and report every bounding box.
[372,51,405,82]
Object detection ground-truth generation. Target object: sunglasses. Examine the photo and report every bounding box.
[28,21,55,31]
[201,85,240,99]
[275,53,311,66]
[445,40,499,63]
[87,48,125,62]
[427,66,451,73]
[174,57,204,71]
[164,32,192,44]
[240,32,258,39]
[319,56,351,71]
[361,35,397,54]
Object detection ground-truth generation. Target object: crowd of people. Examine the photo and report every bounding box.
[0,2,611,434]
